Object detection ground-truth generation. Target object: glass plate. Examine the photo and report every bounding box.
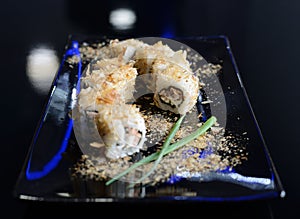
[14,34,285,202]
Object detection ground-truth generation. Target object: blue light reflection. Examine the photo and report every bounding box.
[26,41,81,180]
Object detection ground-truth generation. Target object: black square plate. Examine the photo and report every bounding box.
[14,34,285,202]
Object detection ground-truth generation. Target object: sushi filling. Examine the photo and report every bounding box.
[158,86,184,108]
[124,127,143,147]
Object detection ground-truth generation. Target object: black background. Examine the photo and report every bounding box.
[1,0,299,218]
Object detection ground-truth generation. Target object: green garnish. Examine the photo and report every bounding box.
[105,116,217,186]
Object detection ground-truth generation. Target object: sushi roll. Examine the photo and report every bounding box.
[94,103,146,160]
[77,56,147,160]
[133,41,175,75]
[75,37,200,160]
[152,59,199,115]
[80,56,138,106]
[99,38,146,63]
[131,39,199,115]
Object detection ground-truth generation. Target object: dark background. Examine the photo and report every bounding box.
[1,0,299,218]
